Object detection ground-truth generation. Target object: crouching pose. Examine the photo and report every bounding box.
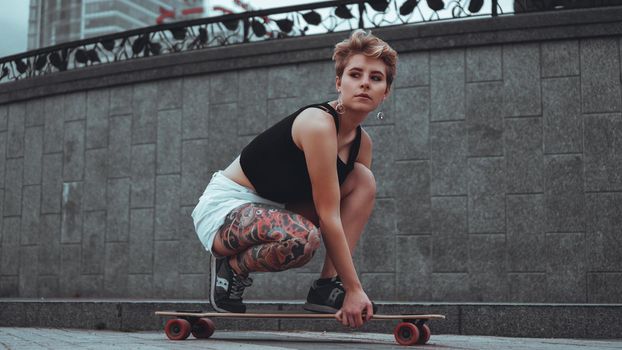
[191,29,397,329]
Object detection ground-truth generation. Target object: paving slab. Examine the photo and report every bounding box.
[2,300,622,339]
[1,328,621,350]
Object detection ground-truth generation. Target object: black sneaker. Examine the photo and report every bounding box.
[304,276,345,313]
[210,255,253,313]
[304,276,378,314]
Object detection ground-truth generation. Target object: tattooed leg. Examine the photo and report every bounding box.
[234,232,320,276]
[212,203,321,275]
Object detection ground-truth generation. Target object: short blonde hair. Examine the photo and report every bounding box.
[332,29,398,88]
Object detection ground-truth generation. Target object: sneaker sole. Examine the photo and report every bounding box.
[209,255,230,313]
[303,302,339,314]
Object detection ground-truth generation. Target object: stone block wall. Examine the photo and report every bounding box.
[381,38,622,303]
[0,6,621,302]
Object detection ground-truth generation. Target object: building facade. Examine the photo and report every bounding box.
[28,0,204,50]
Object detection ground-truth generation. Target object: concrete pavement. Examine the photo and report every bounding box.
[1,328,621,350]
[2,300,622,339]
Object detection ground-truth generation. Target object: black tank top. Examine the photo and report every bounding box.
[239,102,362,204]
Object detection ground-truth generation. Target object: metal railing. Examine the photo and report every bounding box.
[3,0,613,82]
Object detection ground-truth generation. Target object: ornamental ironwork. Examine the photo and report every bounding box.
[2,0,511,82]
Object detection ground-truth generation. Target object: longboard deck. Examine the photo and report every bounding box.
[155,310,446,320]
[156,310,446,345]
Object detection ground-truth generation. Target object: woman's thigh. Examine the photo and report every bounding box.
[212,202,320,257]
[285,200,319,227]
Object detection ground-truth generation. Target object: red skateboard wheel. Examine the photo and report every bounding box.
[192,318,215,339]
[417,323,431,344]
[164,318,191,340]
[394,322,420,346]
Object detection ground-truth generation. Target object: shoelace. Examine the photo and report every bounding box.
[230,275,253,300]
[313,276,344,290]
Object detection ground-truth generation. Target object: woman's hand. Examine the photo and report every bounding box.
[334,288,374,328]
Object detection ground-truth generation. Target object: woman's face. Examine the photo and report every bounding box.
[336,53,389,113]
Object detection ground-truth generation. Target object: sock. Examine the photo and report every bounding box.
[229,256,249,278]
[315,276,338,286]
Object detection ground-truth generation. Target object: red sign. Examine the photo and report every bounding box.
[156,6,205,24]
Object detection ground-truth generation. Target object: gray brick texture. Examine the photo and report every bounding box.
[468,158,505,233]
[580,38,621,113]
[25,99,44,127]
[130,144,155,208]
[63,92,86,122]
[85,89,109,149]
[0,34,620,305]
[431,50,465,121]
[395,87,429,160]
[503,43,541,117]
[7,103,25,159]
[0,105,8,131]
[466,46,502,82]
[24,127,43,185]
[542,77,582,154]
[466,82,504,157]
[182,76,210,140]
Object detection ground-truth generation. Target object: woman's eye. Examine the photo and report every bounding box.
[372,76,383,81]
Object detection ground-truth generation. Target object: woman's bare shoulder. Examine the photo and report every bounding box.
[295,106,335,128]
[292,107,336,147]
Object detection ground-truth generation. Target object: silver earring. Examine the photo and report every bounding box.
[336,95,345,114]
[377,100,385,120]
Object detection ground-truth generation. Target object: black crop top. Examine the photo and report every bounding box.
[239,102,362,204]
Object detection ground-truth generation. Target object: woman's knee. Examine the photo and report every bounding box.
[284,223,321,269]
[265,211,321,266]
[266,227,321,271]
[286,213,321,255]
[344,163,376,200]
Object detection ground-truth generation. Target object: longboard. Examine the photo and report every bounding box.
[155,310,446,346]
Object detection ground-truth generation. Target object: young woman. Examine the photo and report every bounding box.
[191,29,397,329]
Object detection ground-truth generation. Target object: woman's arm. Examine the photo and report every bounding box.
[294,110,359,289]
[293,109,372,327]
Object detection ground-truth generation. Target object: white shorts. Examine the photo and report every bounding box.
[191,171,285,255]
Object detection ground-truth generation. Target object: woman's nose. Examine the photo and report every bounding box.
[361,76,370,88]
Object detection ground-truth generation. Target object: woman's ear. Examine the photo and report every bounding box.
[335,76,341,92]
